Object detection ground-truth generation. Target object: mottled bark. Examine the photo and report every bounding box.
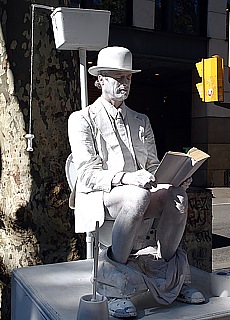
[0,1,85,318]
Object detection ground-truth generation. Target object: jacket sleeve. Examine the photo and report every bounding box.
[68,110,117,193]
[144,116,160,174]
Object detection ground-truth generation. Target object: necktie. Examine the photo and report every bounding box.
[115,110,136,171]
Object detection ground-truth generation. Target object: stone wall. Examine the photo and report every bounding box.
[183,188,213,273]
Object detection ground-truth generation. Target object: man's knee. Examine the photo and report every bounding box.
[121,186,151,217]
[167,186,188,214]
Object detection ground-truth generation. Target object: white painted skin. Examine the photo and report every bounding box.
[98,71,132,108]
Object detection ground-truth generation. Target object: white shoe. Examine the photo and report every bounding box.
[108,297,137,318]
[177,284,205,304]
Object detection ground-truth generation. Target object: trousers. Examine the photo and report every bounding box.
[103,184,188,264]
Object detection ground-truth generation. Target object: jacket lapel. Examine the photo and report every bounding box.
[126,107,147,168]
[128,108,145,138]
[90,98,123,156]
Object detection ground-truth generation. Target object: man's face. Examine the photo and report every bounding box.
[99,71,132,104]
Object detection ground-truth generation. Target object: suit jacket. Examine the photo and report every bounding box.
[68,97,160,232]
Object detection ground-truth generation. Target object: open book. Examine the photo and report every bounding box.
[155,147,210,187]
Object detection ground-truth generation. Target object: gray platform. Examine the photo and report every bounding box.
[11,259,230,320]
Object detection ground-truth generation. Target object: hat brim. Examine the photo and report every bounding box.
[88,66,141,76]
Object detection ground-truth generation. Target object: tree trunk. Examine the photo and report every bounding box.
[0,1,85,318]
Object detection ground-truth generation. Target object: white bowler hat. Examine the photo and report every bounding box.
[88,46,141,76]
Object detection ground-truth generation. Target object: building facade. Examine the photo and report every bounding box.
[77,0,230,188]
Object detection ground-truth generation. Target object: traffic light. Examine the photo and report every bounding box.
[196,60,204,101]
[196,56,224,102]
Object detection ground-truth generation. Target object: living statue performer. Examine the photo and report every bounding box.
[68,46,205,318]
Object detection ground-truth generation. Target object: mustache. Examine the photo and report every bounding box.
[116,86,129,93]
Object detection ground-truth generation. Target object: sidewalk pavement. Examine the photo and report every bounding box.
[211,187,230,272]
[211,187,230,202]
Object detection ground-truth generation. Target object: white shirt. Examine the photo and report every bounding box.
[100,97,137,173]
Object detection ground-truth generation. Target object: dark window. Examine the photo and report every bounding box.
[227,0,230,39]
[155,0,207,36]
[155,0,162,30]
[76,0,128,25]
[93,0,126,24]
[67,0,207,35]
[174,0,200,35]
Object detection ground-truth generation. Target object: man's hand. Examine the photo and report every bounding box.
[121,169,156,189]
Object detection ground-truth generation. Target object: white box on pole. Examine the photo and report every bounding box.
[51,7,110,50]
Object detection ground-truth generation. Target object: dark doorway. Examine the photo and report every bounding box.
[126,63,192,160]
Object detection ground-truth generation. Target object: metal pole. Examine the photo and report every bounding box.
[79,48,88,108]
[92,221,99,301]
[79,48,93,258]
[27,4,55,152]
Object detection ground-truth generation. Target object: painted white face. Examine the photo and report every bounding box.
[99,71,132,104]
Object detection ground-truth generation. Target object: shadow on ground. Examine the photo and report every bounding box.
[212,233,230,249]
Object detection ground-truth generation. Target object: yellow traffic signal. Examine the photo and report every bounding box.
[196,60,204,101]
[196,56,224,102]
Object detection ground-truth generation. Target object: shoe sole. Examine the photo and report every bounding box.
[177,297,205,304]
[109,310,137,318]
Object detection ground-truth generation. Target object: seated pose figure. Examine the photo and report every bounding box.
[68,46,205,318]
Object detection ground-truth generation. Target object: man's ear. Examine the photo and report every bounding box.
[98,75,104,85]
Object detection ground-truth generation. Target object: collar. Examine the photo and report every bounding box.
[100,96,127,120]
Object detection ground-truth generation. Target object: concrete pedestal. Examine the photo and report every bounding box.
[11,259,230,320]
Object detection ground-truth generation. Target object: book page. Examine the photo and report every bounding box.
[155,153,188,185]
[155,147,210,187]
[187,147,210,161]
[171,156,207,186]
